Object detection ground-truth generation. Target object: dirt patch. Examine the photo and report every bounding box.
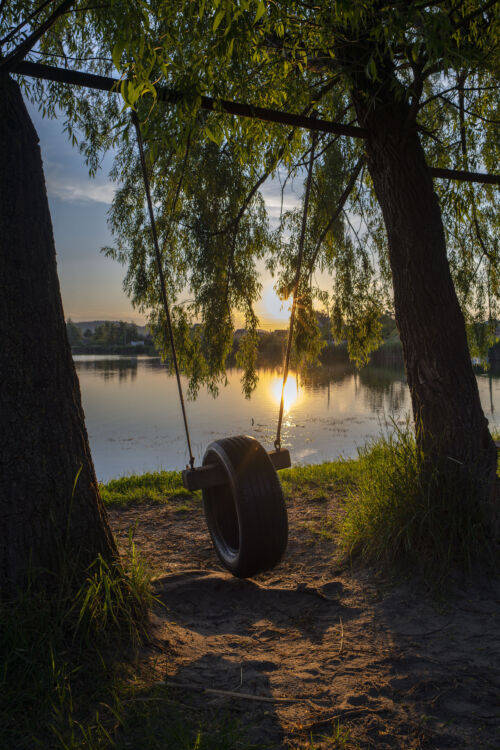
[109,492,500,749]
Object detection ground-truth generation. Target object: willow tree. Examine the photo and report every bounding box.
[1,0,499,589]
[103,1,499,532]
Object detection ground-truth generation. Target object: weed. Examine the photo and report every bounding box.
[72,536,155,646]
[308,720,359,748]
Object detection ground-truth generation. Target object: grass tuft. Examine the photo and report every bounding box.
[339,423,499,578]
[72,536,154,646]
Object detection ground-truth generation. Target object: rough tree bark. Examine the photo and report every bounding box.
[0,74,117,595]
[350,71,498,526]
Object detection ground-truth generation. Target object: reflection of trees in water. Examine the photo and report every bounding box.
[299,363,356,390]
[358,365,408,413]
[297,359,408,413]
[74,358,139,382]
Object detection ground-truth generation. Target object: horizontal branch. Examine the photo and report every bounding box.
[428,167,500,185]
[13,60,367,139]
[12,60,500,187]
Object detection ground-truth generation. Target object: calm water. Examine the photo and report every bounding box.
[74,356,500,481]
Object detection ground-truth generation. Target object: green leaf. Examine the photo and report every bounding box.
[254,1,266,23]
[365,57,377,80]
[112,41,126,71]
[213,9,224,31]
[204,125,220,145]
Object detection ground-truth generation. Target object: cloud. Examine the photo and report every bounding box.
[46,176,116,204]
[259,171,302,224]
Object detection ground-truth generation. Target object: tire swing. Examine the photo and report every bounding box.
[133,114,315,578]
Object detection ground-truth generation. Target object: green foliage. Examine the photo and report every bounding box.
[4,0,499,392]
[66,318,83,346]
[104,135,273,396]
[92,320,140,346]
[339,423,499,578]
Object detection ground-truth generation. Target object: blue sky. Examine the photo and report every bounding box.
[28,98,302,328]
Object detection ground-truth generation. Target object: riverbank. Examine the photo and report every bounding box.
[101,454,500,749]
[3,452,498,749]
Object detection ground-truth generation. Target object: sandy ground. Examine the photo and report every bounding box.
[109,491,500,749]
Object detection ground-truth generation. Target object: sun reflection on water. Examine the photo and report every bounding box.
[271,375,300,413]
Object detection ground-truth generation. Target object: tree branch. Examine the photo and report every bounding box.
[458,71,467,158]
[214,78,340,240]
[0,0,75,72]
[428,167,500,185]
[308,156,365,274]
[12,60,368,139]
[0,0,55,47]
[437,92,500,125]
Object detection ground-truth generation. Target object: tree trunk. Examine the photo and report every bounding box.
[351,80,498,527]
[0,74,117,596]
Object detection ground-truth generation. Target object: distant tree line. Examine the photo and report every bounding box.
[66,314,405,362]
[67,315,500,367]
[67,320,156,354]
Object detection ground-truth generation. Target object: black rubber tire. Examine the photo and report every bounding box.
[202,435,288,578]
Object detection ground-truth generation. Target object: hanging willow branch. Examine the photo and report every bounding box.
[308,156,366,275]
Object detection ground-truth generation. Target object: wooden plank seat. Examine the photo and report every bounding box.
[182,448,291,491]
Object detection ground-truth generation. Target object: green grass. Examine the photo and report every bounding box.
[100,459,360,509]
[101,470,197,506]
[338,424,500,578]
[279,458,360,501]
[307,720,360,749]
[0,539,153,749]
[116,686,258,749]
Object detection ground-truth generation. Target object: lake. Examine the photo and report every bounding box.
[74,355,500,481]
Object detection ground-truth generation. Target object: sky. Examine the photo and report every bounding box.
[27,98,306,330]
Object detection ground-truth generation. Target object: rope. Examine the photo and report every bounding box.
[275,132,316,451]
[132,112,195,469]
